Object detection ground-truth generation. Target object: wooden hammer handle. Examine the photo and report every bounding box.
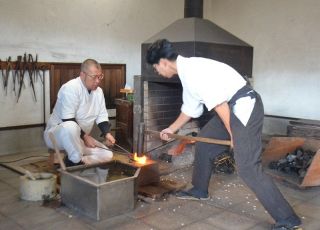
[145,130,231,146]
[49,132,67,171]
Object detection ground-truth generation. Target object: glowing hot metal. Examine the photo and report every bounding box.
[133,153,147,165]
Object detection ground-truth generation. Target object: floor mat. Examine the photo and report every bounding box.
[0,151,51,174]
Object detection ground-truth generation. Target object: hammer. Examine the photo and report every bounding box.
[49,132,67,170]
[145,130,231,146]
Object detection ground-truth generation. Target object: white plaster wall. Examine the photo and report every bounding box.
[0,71,49,127]
[0,0,183,127]
[1,0,319,127]
[204,0,320,120]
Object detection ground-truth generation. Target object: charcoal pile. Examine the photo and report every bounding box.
[268,148,316,179]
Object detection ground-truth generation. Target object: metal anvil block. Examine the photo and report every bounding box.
[130,158,160,186]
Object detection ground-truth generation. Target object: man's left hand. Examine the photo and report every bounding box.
[105,133,115,147]
[83,134,96,148]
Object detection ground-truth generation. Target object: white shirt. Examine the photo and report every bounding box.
[46,77,109,134]
[177,55,247,118]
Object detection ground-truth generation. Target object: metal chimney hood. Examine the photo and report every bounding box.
[141,0,253,82]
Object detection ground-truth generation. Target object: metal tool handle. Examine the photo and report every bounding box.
[97,142,131,154]
[114,143,131,154]
[146,130,231,146]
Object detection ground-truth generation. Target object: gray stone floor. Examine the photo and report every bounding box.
[1,164,320,230]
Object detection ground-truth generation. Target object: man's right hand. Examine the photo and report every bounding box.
[160,112,191,141]
[160,127,174,141]
[83,134,96,148]
[105,133,116,147]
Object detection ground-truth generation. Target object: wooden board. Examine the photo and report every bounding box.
[287,119,320,139]
[0,151,49,174]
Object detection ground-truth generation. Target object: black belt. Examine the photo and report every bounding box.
[228,84,257,107]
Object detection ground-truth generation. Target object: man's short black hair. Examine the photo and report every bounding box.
[146,39,178,65]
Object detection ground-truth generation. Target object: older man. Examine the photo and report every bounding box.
[44,59,115,166]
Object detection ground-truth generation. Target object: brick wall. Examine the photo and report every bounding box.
[142,81,215,153]
[144,82,182,151]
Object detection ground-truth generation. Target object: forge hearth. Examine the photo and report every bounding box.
[112,151,186,199]
[130,158,160,186]
[133,77,213,155]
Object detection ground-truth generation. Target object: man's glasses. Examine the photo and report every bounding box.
[85,72,104,81]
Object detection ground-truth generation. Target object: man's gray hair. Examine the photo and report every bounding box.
[81,59,101,72]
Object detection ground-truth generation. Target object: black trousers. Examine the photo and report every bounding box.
[192,94,300,224]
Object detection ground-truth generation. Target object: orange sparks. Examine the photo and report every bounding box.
[133,153,147,164]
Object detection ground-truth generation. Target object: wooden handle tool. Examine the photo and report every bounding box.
[145,130,231,146]
[49,132,67,171]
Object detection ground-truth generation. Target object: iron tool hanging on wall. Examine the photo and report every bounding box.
[2,57,13,96]
[26,54,37,102]
[0,53,44,102]
[16,54,28,102]
[12,55,23,96]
